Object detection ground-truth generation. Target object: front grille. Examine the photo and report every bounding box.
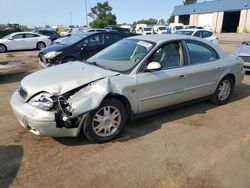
[239,56,250,62]
[244,65,250,69]
[18,85,28,99]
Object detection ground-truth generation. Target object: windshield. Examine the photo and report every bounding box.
[60,32,90,45]
[87,39,154,73]
[2,34,12,39]
[144,27,152,31]
[159,27,167,31]
[175,30,194,36]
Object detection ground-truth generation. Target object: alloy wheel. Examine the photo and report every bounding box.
[92,106,121,137]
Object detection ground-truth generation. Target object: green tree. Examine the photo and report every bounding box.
[167,13,175,24]
[183,0,197,5]
[158,19,166,25]
[88,1,117,28]
[132,18,158,27]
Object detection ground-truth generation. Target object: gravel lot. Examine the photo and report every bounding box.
[0,33,250,188]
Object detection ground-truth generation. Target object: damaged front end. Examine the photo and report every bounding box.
[52,77,111,129]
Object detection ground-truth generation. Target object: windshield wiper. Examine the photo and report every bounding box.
[85,61,110,70]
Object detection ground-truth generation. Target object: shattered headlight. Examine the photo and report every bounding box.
[29,92,54,110]
[44,51,62,59]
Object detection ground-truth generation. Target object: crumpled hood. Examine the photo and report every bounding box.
[20,61,118,100]
[236,45,250,56]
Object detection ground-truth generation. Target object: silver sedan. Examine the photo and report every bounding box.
[10,34,245,143]
[233,41,250,72]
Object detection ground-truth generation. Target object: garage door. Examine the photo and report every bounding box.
[198,13,213,28]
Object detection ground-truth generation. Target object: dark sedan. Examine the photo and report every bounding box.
[33,29,61,42]
[38,31,123,68]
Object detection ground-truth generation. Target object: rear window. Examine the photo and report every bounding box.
[202,31,213,38]
[186,40,218,65]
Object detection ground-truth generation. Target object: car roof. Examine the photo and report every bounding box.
[178,29,213,32]
[129,34,225,54]
[10,32,40,35]
[129,34,195,43]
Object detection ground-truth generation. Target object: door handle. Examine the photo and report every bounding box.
[178,74,187,79]
[216,67,223,71]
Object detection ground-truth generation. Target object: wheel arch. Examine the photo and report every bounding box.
[62,56,77,63]
[104,93,133,120]
[221,73,236,87]
[36,41,46,48]
[0,43,8,51]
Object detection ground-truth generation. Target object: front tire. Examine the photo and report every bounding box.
[0,44,7,53]
[83,98,127,143]
[211,76,233,105]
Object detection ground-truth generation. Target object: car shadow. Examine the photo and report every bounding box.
[0,72,31,84]
[0,145,23,188]
[3,49,39,53]
[54,82,250,146]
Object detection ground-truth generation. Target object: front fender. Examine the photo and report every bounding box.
[68,78,111,117]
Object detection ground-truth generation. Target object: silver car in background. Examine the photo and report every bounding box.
[175,29,218,44]
[233,41,250,72]
[10,34,245,143]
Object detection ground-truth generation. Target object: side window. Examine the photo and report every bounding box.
[193,31,202,38]
[86,34,104,47]
[149,41,183,69]
[25,34,37,38]
[104,33,121,45]
[13,34,24,39]
[42,31,49,36]
[202,31,213,38]
[186,41,218,65]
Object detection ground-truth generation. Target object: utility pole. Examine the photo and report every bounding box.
[85,0,88,27]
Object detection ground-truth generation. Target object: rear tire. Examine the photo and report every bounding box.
[37,42,46,50]
[83,98,127,143]
[210,76,233,105]
[0,44,7,53]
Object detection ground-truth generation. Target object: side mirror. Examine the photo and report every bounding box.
[242,41,247,45]
[9,37,14,40]
[146,62,161,71]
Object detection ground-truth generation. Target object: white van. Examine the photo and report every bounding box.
[135,24,147,34]
[153,25,167,34]
[167,23,184,34]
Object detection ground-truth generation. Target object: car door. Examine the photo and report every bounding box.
[80,33,105,60]
[184,40,223,100]
[136,41,190,113]
[104,33,122,46]
[7,34,26,50]
[24,33,39,49]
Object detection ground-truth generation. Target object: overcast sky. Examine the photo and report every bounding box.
[0,0,203,27]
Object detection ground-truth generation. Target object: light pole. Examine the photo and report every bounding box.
[85,0,89,27]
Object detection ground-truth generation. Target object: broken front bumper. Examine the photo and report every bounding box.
[243,62,250,71]
[10,91,80,137]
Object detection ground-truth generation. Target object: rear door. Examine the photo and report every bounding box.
[184,40,223,100]
[104,33,122,46]
[80,33,105,59]
[24,33,40,49]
